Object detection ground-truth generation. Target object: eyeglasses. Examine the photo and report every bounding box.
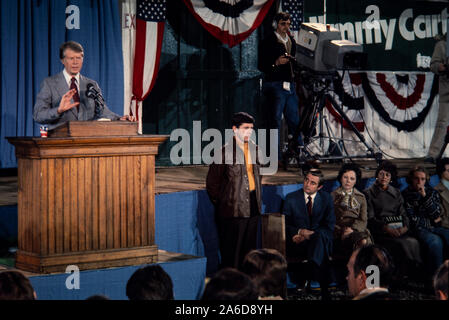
[378,171,391,178]
[65,56,84,62]
[279,22,291,26]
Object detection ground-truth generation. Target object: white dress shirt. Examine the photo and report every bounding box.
[63,69,80,92]
[297,192,318,235]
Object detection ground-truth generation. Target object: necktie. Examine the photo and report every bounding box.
[70,77,80,110]
[307,195,312,218]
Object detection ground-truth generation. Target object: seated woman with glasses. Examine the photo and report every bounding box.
[363,160,422,280]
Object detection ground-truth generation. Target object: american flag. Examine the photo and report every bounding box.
[136,0,166,22]
[131,0,166,124]
[282,0,304,31]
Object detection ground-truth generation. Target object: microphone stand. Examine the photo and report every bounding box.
[93,97,105,120]
[87,89,105,120]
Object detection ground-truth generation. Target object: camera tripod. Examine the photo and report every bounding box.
[282,71,382,171]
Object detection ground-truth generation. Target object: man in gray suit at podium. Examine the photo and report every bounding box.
[33,41,135,129]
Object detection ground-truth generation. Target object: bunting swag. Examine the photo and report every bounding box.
[325,72,365,131]
[181,0,274,47]
[361,72,439,132]
[323,72,438,133]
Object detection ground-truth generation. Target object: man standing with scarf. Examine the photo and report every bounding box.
[258,12,301,169]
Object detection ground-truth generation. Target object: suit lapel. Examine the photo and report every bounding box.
[298,190,307,218]
[55,72,69,99]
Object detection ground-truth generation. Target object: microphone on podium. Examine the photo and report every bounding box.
[86,83,105,103]
[86,83,105,118]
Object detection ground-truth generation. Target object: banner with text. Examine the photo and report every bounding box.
[304,0,448,71]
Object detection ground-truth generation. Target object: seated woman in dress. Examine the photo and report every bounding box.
[363,160,422,278]
[332,163,373,258]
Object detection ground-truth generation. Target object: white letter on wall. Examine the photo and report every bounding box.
[65,265,80,290]
[66,5,80,30]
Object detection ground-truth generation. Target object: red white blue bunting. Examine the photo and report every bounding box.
[325,71,438,132]
[361,72,438,132]
[326,72,365,131]
[181,0,274,48]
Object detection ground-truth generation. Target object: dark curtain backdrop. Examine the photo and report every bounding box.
[0,0,124,168]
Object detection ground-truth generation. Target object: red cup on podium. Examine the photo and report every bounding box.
[40,125,48,138]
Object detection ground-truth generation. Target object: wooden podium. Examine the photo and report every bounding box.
[7,122,168,273]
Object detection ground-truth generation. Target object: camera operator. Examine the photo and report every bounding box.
[426,33,448,163]
[258,12,302,168]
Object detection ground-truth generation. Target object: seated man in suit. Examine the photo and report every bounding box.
[33,41,135,129]
[283,168,336,291]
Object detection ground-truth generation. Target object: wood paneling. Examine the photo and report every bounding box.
[261,213,286,258]
[55,159,63,254]
[7,134,167,273]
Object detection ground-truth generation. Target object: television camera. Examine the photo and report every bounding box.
[281,23,381,171]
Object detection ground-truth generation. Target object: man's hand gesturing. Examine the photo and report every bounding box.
[57,89,79,114]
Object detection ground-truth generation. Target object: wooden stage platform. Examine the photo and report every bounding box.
[0,249,199,276]
[0,159,435,206]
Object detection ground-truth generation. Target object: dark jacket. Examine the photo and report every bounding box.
[258,31,297,82]
[206,138,262,218]
[364,184,410,236]
[402,186,441,231]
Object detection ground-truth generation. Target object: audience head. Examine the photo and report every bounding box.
[126,265,174,300]
[337,163,362,191]
[304,168,324,195]
[406,166,429,191]
[202,268,258,301]
[375,160,397,188]
[433,260,448,300]
[346,245,394,297]
[0,270,36,300]
[241,249,287,299]
[436,157,449,181]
